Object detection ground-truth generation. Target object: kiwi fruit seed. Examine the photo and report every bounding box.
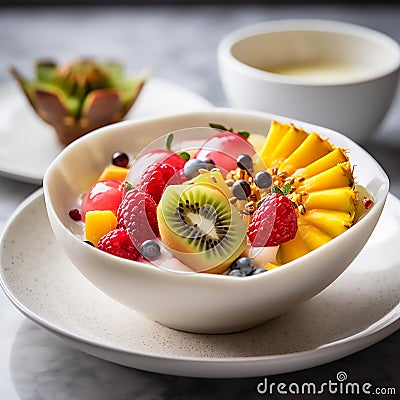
[157,184,247,274]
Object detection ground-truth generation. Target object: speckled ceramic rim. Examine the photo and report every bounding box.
[219,19,400,86]
[1,191,400,378]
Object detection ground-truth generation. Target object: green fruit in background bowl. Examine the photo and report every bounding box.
[10,59,147,145]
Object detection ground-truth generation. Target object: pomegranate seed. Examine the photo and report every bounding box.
[363,198,374,209]
[69,208,81,221]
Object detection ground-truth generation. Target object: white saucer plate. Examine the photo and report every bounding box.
[0,79,212,185]
[1,190,400,378]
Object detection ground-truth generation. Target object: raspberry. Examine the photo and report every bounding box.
[247,193,297,247]
[98,229,140,260]
[139,163,175,203]
[117,188,159,248]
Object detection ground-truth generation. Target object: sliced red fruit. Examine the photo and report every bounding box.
[195,131,256,173]
[81,179,122,219]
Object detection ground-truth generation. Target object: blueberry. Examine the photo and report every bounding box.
[228,269,246,277]
[237,154,253,171]
[231,257,255,275]
[112,151,130,168]
[183,159,211,179]
[254,171,272,189]
[140,240,161,260]
[232,180,251,200]
[84,240,95,247]
[251,267,267,275]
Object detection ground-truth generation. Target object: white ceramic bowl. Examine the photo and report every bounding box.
[43,109,389,334]
[218,19,400,143]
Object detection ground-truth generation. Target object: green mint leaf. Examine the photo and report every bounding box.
[237,130,250,140]
[209,123,229,131]
[282,183,292,196]
[179,151,190,161]
[272,185,284,195]
[209,123,251,140]
[166,133,174,151]
[257,198,266,207]
[124,181,134,192]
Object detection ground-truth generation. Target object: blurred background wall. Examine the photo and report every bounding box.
[1,0,399,5]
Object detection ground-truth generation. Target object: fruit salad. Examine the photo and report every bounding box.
[70,121,374,276]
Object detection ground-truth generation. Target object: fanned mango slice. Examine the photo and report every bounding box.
[279,132,333,175]
[269,125,308,166]
[276,232,311,264]
[294,148,349,179]
[297,220,332,250]
[297,162,354,192]
[260,120,291,167]
[259,120,357,266]
[304,187,356,213]
[300,209,353,238]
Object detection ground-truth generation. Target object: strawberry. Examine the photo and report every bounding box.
[139,163,175,204]
[117,188,159,248]
[98,228,140,260]
[247,193,297,247]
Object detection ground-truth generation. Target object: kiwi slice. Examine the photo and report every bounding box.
[157,184,247,273]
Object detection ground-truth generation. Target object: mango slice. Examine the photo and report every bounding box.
[260,120,358,265]
[98,165,129,182]
[85,210,118,247]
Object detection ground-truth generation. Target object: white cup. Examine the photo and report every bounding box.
[218,19,400,143]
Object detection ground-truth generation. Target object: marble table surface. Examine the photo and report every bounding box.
[0,5,399,399]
